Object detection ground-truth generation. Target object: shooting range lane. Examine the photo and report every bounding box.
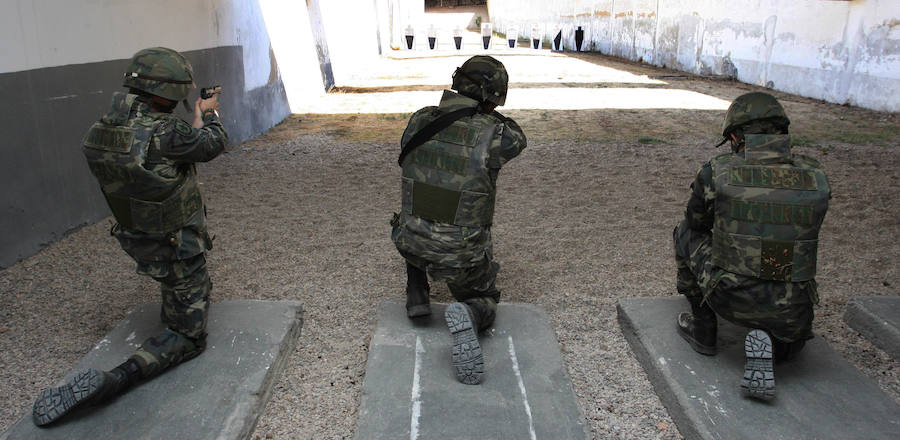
[354,301,588,440]
[844,296,900,360]
[1,301,303,440]
[617,297,900,440]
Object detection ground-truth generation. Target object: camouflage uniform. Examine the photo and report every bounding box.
[392,56,526,385]
[674,92,831,400]
[674,138,830,343]
[391,89,526,321]
[33,48,226,426]
[84,56,227,376]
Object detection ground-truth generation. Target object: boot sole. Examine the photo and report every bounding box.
[33,369,107,426]
[444,303,484,385]
[741,329,775,401]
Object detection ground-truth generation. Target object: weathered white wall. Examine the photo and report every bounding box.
[0,0,279,92]
[488,0,900,112]
[318,0,383,85]
[259,0,333,109]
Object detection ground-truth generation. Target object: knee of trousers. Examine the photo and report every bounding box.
[160,275,211,339]
[131,329,207,378]
[464,297,497,331]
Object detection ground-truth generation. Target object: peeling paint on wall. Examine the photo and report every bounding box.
[488,0,900,112]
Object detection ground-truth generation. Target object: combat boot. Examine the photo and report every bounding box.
[444,302,484,385]
[676,298,717,355]
[405,262,431,318]
[32,358,142,426]
[741,329,775,400]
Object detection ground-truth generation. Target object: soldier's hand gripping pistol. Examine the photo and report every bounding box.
[190,85,222,128]
[201,85,222,100]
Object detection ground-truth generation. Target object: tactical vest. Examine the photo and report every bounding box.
[82,93,203,235]
[711,134,829,282]
[400,113,501,227]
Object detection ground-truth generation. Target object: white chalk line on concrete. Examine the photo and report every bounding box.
[508,336,537,440]
[410,335,424,440]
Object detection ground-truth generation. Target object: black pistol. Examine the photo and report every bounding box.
[201,85,222,99]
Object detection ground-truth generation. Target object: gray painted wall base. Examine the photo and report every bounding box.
[1,300,303,440]
[355,300,589,440]
[844,296,900,360]
[617,296,900,440]
[0,45,290,268]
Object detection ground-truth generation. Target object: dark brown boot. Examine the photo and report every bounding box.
[676,298,717,355]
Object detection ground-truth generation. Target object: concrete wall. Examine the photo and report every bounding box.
[318,0,384,86]
[260,0,335,110]
[487,0,900,112]
[0,0,294,267]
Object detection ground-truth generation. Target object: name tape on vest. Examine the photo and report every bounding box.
[84,124,136,153]
[412,149,469,175]
[729,166,817,190]
[730,200,815,226]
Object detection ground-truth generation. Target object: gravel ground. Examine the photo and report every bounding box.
[1,54,898,439]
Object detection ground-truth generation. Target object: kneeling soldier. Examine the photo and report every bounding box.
[391,56,526,384]
[674,92,830,400]
[32,47,227,425]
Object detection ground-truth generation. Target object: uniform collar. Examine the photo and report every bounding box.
[742,134,792,164]
[438,90,479,110]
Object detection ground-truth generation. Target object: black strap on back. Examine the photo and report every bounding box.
[398,107,477,166]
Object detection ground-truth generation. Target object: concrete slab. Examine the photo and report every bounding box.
[355,301,589,440]
[617,296,900,440]
[1,300,303,440]
[844,296,900,360]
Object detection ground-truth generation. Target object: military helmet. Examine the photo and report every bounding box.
[451,55,508,106]
[122,47,196,101]
[721,92,790,136]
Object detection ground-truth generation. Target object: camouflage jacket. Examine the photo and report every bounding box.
[391,90,527,267]
[84,92,227,263]
[684,138,829,300]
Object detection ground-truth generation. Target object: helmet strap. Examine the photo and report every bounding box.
[124,71,193,85]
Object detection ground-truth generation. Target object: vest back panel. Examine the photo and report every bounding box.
[711,135,830,282]
[401,113,501,227]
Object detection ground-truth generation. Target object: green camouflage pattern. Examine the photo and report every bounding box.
[392,90,525,303]
[673,135,830,342]
[710,135,830,282]
[131,253,209,377]
[133,328,206,378]
[721,92,790,136]
[392,90,526,270]
[398,247,501,304]
[674,220,816,342]
[137,253,211,339]
[400,91,501,227]
[82,91,226,377]
[83,92,227,261]
[465,297,498,331]
[451,56,509,106]
[122,47,195,101]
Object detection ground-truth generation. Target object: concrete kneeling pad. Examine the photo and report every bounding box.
[844,296,900,360]
[1,300,303,440]
[617,297,900,440]
[355,300,589,440]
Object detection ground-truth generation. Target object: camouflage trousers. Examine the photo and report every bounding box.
[401,250,499,330]
[130,253,211,377]
[673,219,815,343]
